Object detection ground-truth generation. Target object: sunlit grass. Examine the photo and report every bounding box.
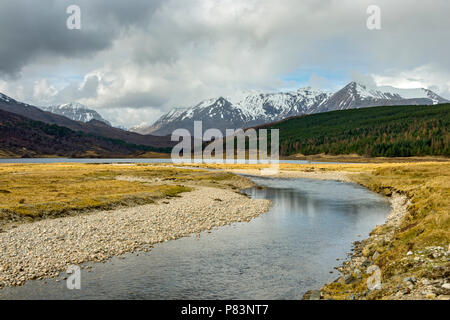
[0,163,245,221]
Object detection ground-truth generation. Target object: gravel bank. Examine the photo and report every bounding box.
[224,168,355,182]
[318,193,450,300]
[0,185,271,288]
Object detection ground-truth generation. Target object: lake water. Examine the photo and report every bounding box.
[0,158,345,165]
[0,177,390,300]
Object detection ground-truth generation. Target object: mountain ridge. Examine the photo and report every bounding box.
[0,92,175,149]
[41,102,111,126]
[134,82,448,136]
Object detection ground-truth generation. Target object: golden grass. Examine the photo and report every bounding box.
[283,153,450,163]
[0,163,245,222]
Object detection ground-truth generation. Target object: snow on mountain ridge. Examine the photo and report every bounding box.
[136,87,332,135]
[352,83,446,104]
[234,87,330,120]
[57,102,88,110]
[42,102,111,125]
[138,81,448,136]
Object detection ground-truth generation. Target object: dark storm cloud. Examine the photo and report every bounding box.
[0,0,163,75]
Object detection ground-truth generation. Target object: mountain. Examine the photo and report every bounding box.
[0,109,170,158]
[316,82,448,112]
[41,102,111,126]
[137,82,448,136]
[0,92,175,149]
[137,97,253,136]
[137,87,332,135]
[256,103,450,157]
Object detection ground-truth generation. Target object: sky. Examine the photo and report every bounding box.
[0,0,449,127]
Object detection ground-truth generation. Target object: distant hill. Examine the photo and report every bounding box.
[0,92,175,149]
[257,103,450,157]
[0,109,170,158]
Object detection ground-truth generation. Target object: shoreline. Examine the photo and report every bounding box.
[0,183,271,289]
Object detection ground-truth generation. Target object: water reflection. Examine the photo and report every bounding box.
[0,177,390,300]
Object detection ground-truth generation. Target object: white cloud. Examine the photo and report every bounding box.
[372,65,450,99]
[32,80,58,105]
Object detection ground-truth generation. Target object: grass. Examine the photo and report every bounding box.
[340,163,450,299]
[353,163,449,248]
[283,153,450,163]
[0,163,247,223]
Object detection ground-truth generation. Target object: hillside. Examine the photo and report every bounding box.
[0,109,170,158]
[0,92,175,148]
[258,104,450,157]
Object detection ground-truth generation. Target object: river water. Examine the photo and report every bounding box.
[0,176,390,300]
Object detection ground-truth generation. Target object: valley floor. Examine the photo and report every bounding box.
[0,161,448,300]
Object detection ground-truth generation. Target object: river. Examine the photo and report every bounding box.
[0,176,390,299]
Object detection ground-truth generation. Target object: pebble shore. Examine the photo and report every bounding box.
[315,193,450,300]
[0,185,271,288]
[225,168,356,182]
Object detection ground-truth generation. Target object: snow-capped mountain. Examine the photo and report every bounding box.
[317,82,448,112]
[136,97,252,135]
[232,87,331,119]
[131,81,449,136]
[136,88,332,135]
[41,102,111,126]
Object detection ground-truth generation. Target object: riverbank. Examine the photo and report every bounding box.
[320,193,449,300]
[0,164,271,288]
[185,162,449,300]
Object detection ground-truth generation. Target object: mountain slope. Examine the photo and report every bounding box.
[317,82,445,112]
[139,88,331,135]
[41,102,111,126]
[257,103,450,157]
[139,97,252,136]
[0,93,174,148]
[139,82,448,136]
[0,109,170,158]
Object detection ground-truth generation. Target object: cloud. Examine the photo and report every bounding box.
[372,64,450,99]
[350,73,377,87]
[0,0,449,127]
[0,0,163,76]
